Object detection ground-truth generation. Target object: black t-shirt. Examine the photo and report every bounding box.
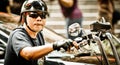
[4,28,45,65]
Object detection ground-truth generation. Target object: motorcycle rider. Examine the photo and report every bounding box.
[4,0,79,65]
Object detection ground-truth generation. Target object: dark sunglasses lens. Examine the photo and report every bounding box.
[29,13,38,18]
[41,14,46,19]
[29,13,46,19]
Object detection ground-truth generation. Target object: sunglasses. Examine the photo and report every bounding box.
[28,12,46,19]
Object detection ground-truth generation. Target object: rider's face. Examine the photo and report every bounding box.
[26,12,46,32]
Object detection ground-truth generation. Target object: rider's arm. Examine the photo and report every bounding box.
[59,0,74,8]
[20,44,53,60]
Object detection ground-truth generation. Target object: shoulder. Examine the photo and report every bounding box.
[9,28,28,39]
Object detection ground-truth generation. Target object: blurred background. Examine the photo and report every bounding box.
[44,0,120,39]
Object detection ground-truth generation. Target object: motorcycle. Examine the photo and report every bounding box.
[46,17,120,65]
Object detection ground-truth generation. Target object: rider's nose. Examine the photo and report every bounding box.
[36,16,42,21]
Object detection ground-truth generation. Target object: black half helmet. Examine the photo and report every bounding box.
[21,0,48,14]
[19,0,49,25]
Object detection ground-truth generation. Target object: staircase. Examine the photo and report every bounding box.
[45,0,120,39]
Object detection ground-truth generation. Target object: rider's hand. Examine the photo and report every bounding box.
[53,39,74,51]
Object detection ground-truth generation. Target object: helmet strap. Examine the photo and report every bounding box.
[24,15,36,32]
[27,25,36,32]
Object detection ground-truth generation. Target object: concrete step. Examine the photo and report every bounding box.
[48,12,98,18]
[46,21,95,26]
[47,12,98,23]
[47,16,97,22]
[45,0,98,5]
